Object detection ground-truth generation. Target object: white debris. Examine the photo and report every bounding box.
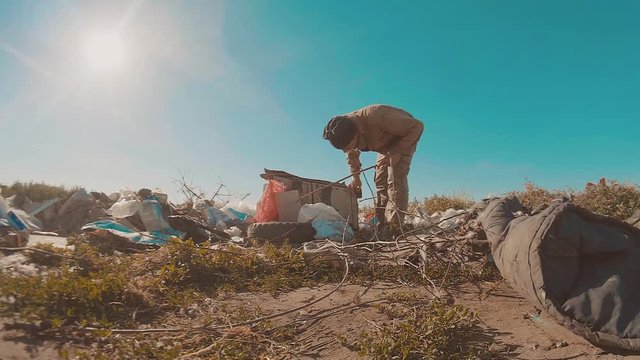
[224,226,242,237]
[0,253,39,277]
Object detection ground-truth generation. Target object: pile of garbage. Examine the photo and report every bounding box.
[0,168,366,252]
[0,187,259,249]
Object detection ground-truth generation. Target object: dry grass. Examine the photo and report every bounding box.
[512,179,640,220]
[573,179,640,220]
[509,181,569,211]
[0,181,77,202]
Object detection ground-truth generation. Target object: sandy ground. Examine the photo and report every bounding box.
[6,210,619,358]
[0,321,60,360]
[2,280,640,359]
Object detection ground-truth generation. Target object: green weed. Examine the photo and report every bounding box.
[340,292,490,359]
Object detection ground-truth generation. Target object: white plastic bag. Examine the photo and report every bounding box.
[226,201,256,217]
[432,208,466,230]
[108,200,142,218]
[298,203,340,223]
[224,226,242,237]
[138,200,170,232]
[298,203,354,243]
[118,188,138,201]
[108,192,121,202]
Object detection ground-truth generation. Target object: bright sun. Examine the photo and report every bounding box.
[84,31,125,73]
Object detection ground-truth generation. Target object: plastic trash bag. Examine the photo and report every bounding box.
[118,188,138,201]
[108,192,121,202]
[138,200,171,232]
[221,205,249,221]
[256,180,285,222]
[298,203,354,244]
[224,226,242,237]
[7,209,42,231]
[222,202,256,219]
[82,220,182,246]
[431,208,466,230]
[108,200,142,218]
[233,202,256,217]
[204,207,232,227]
[58,189,94,217]
[0,195,9,219]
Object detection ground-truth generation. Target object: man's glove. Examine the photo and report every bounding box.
[348,176,362,198]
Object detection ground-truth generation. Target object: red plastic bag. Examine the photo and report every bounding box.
[255,180,285,222]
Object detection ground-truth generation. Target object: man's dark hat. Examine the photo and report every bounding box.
[323,116,357,150]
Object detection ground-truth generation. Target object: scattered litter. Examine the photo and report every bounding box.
[7,209,41,231]
[224,226,242,237]
[167,215,229,243]
[429,209,467,230]
[298,203,354,244]
[260,169,358,229]
[0,253,38,276]
[0,195,9,218]
[230,236,245,245]
[138,200,171,232]
[27,198,60,217]
[256,180,285,222]
[109,199,142,219]
[203,207,233,227]
[82,220,182,246]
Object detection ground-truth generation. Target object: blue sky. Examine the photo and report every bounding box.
[1,0,639,205]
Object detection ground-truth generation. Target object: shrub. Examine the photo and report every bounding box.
[0,243,132,327]
[0,266,129,328]
[0,181,76,202]
[509,181,569,211]
[574,179,640,220]
[157,239,340,294]
[512,179,640,221]
[423,194,474,214]
[340,292,490,359]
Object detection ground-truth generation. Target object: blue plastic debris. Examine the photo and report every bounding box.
[82,220,184,246]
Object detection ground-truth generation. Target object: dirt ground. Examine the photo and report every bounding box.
[2,279,639,360]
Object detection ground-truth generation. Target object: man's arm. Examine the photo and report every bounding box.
[346,149,362,192]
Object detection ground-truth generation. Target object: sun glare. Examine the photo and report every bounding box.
[84,31,125,73]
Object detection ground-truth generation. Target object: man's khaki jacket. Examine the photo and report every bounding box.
[342,104,424,174]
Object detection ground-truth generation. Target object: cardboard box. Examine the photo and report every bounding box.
[275,190,302,222]
[260,169,359,229]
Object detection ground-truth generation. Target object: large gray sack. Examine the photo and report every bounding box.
[480,197,640,352]
[627,209,640,228]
